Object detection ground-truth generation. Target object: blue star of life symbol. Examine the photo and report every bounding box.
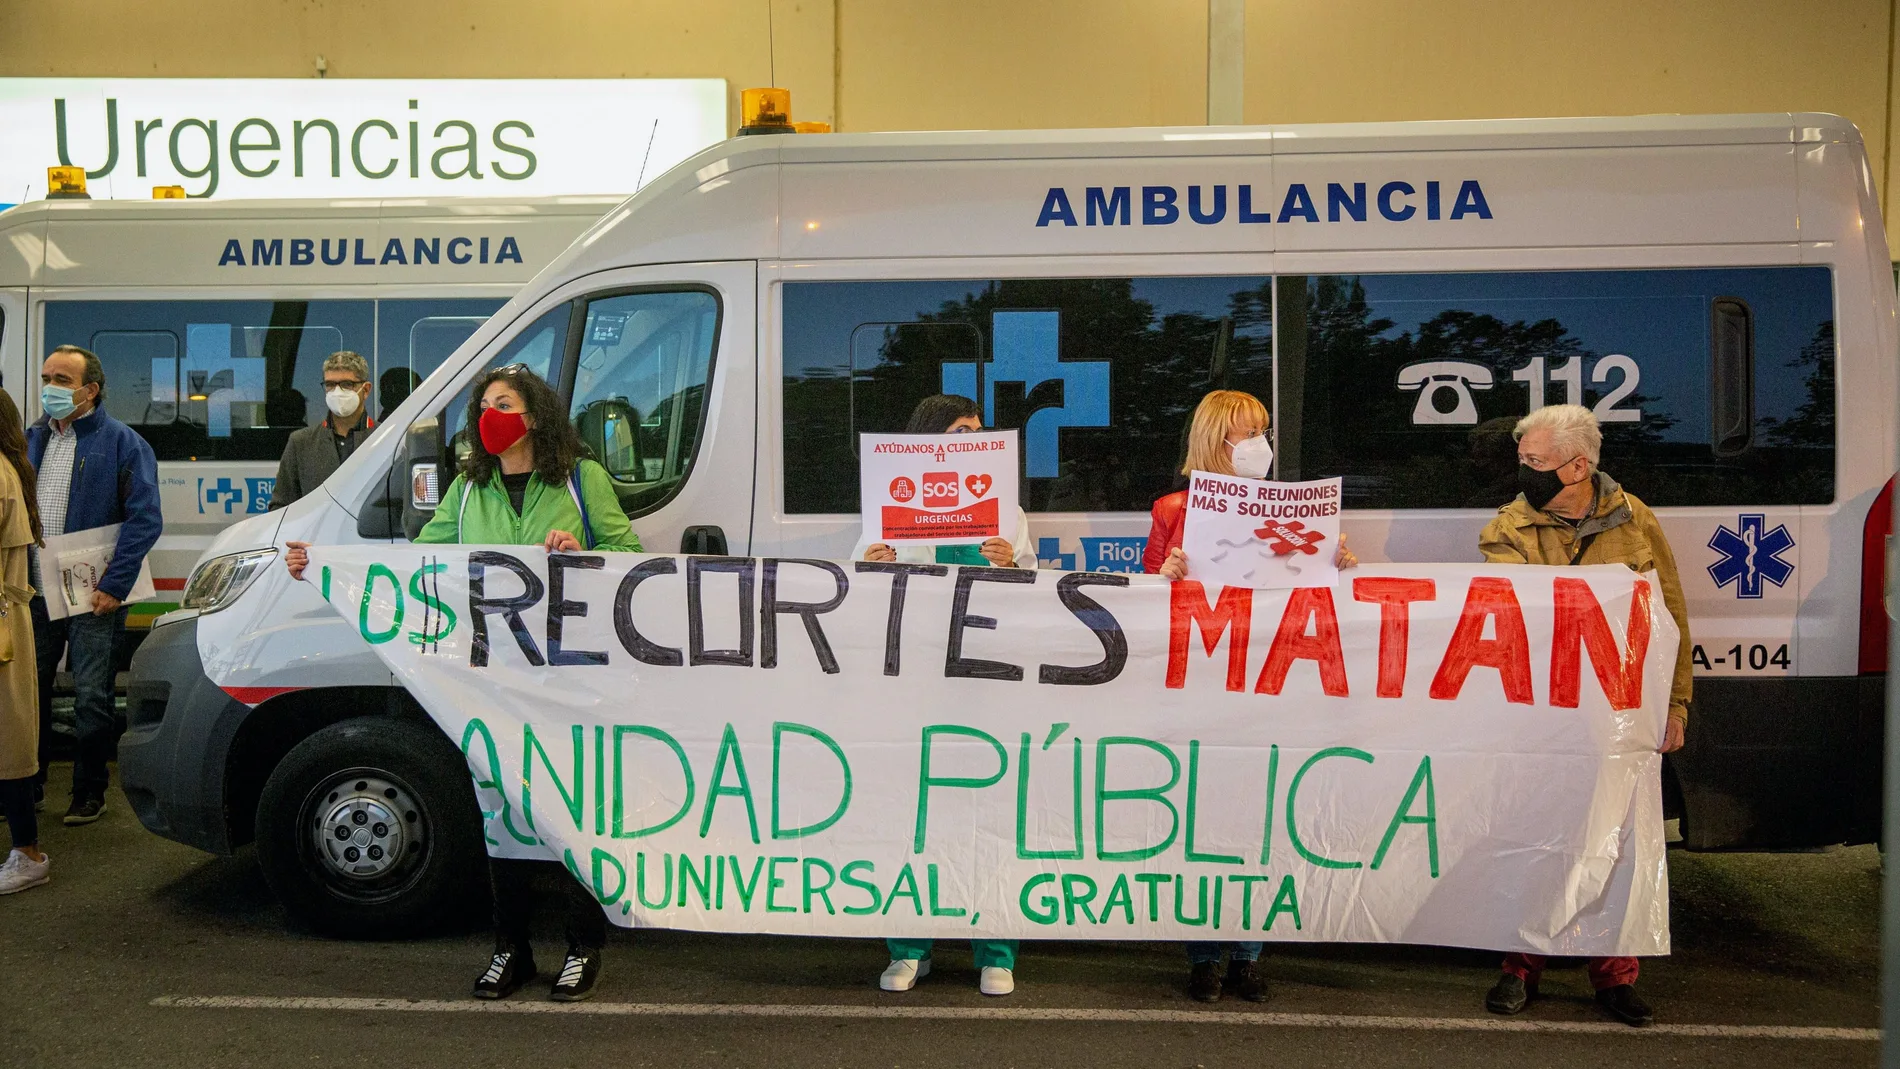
[199,476,242,514]
[1707,514,1794,599]
[940,310,1110,478]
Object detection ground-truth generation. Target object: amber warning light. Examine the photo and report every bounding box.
[738,88,795,135]
[46,165,88,199]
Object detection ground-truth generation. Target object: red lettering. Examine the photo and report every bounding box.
[1166,581,1253,692]
[1352,577,1437,698]
[1550,576,1652,710]
[1429,577,1533,704]
[1254,586,1348,697]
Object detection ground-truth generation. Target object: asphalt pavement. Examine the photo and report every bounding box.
[0,762,1881,1069]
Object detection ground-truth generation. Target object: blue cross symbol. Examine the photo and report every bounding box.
[941,310,1110,478]
[200,477,242,514]
[1707,514,1794,599]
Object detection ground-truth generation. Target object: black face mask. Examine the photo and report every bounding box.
[1517,463,1571,511]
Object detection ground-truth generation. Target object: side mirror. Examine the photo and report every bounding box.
[400,416,442,541]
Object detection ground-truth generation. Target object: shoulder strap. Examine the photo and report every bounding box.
[1567,531,1600,566]
[567,467,595,551]
[456,477,472,540]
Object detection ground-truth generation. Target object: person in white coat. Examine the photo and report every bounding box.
[855,393,1031,996]
[851,394,1036,571]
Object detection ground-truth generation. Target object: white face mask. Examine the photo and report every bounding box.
[325,386,362,419]
[1228,434,1274,479]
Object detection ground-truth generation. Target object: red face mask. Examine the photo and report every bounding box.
[478,407,529,455]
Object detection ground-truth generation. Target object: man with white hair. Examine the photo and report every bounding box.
[1477,403,1691,1029]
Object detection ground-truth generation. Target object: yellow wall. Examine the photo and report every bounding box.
[4,0,1898,245]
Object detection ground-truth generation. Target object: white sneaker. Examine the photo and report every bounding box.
[979,966,1015,996]
[0,849,49,895]
[879,957,930,992]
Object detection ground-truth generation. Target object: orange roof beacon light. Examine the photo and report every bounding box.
[152,185,187,199]
[46,165,89,199]
[738,87,795,136]
[793,121,832,134]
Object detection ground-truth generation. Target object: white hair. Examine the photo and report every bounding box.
[322,350,369,381]
[1513,403,1601,466]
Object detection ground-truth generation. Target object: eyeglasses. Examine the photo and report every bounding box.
[324,380,367,390]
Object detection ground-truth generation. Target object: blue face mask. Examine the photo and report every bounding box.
[40,384,78,420]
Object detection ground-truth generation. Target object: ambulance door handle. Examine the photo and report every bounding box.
[679,525,728,556]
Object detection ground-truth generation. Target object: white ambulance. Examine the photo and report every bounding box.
[123,114,1894,935]
[0,194,618,629]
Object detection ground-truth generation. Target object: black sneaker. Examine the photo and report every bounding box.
[63,796,105,826]
[1595,984,1654,1027]
[471,948,536,1000]
[1224,958,1267,1003]
[1484,973,1533,1014]
[550,947,602,1002]
[1188,960,1222,1003]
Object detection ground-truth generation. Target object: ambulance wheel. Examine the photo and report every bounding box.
[255,717,487,939]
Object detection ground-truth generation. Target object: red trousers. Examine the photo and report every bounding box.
[1501,952,1639,990]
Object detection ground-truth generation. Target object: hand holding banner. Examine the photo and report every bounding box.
[1182,472,1344,590]
[860,431,1018,547]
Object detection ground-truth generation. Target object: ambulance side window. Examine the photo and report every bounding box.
[568,288,721,517]
[375,298,507,421]
[42,299,373,461]
[781,275,1273,514]
[1275,266,1836,508]
[439,303,573,470]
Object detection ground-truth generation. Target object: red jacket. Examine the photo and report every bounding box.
[1143,490,1188,573]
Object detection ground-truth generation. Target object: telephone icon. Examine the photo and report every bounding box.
[1396,361,1493,425]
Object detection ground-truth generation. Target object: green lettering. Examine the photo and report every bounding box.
[1094,736,1180,861]
[1061,873,1099,925]
[1173,874,1209,926]
[765,857,796,913]
[1016,730,1083,859]
[635,852,672,909]
[522,723,584,833]
[1286,747,1372,870]
[927,863,966,917]
[677,854,715,908]
[840,860,882,916]
[881,863,923,916]
[460,717,534,846]
[1265,874,1302,930]
[1184,740,1243,864]
[802,858,838,914]
[913,725,1007,854]
[1258,743,1279,864]
[772,722,852,839]
[1019,873,1059,925]
[1371,756,1440,878]
[699,724,760,844]
[359,563,404,644]
[1101,873,1135,924]
[728,855,765,911]
[613,725,695,839]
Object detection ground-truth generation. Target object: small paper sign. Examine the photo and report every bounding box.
[859,431,1019,546]
[1181,471,1344,589]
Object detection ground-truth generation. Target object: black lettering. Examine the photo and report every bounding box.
[945,568,1037,681]
[760,559,848,674]
[687,557,755,667]
[1039,573,1129,686]
[467,551,545,668]
[855,561,948,676]
[546,554,608,667]
[612,557,683,666]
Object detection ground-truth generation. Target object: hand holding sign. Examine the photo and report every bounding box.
[1181,472,1345,589]
[860,431,1019,547]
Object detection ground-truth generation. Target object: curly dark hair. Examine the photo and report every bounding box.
[460,365,583,488]
[0,388,41,544]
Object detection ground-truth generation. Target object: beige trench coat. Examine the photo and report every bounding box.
[0,455,39,781]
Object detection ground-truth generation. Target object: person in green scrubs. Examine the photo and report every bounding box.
[853,394,1031,996]
[287,364,638,1004]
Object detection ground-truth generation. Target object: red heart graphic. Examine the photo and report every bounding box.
[965,474,992,498]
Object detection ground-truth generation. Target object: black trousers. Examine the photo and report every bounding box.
[0,777,36,849]
[489,857,606,952]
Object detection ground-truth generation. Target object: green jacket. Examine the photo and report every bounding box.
[1478,470,1691,722]
[416,459,641,551]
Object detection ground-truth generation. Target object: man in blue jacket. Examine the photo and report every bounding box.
[29,345,161,826]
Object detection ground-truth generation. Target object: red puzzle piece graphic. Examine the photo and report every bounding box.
[1256,520,1327,556]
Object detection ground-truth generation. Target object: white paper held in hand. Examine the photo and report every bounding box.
[858,430,1019,547]
[40,523,157,620]
[1180,471,1344,590]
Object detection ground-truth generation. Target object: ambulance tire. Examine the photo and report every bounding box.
[255,717,487,939]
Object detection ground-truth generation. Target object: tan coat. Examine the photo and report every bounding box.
[1478,471,1693,723]
[0,455,38,780]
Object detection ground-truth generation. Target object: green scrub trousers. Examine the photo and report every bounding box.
[887,938,1018,969]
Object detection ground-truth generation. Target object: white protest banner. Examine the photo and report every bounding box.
[859,431,1018,547]
[39,524,157,621]
[304,548,1674,956]
[1182,472,1344,590]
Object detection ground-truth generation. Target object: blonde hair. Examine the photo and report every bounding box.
[1514,403,1601,466]
[1182,390,1269,476]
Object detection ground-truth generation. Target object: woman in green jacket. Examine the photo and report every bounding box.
[287,364,639,1003]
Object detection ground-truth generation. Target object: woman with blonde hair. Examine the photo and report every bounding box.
[1141,389,1353,1001]
[0,387,49,895]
